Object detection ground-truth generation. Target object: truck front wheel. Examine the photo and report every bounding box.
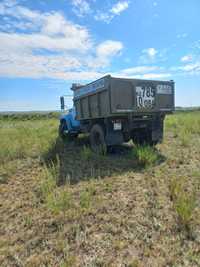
[90,124,107,154]
[59,121,78,141]
[59,121,67,139]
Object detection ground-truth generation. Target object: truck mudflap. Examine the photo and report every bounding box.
[105,131,124,146]
[152,128,163,143]
[151,117,164,143]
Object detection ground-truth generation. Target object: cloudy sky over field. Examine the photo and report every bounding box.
[0,0,200,110]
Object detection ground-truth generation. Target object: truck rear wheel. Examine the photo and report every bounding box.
[90,124,107,154]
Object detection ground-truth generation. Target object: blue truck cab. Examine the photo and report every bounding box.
[59,98,80,138]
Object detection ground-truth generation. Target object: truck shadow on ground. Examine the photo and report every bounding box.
[43,135,166,185]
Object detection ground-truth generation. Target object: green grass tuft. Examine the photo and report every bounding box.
[133,145,159,167]
[175,193,196,231]
[46,190,74,215]
[179,130,191,147]
[39,164,58,201]
[0,119,58,164]
[80,145,93,161]
[169,177,196,234]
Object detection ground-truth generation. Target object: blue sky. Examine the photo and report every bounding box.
[0,0,200,111]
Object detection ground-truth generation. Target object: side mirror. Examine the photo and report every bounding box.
[60,96,65,110]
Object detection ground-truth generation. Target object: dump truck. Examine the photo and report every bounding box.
[59,75,175,152]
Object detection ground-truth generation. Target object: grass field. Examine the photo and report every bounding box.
[0,111,200,267]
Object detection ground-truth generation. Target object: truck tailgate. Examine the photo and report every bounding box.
[135,81,175,112]
[110,78,175,113]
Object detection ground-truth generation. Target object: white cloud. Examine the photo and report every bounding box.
[41,13,66,35]
[177,33,188,39]
[0,51,82,78]
[96,40,123,57]
[0,1,40,21]
[121,66,161,75]
[170,55,200,76]
[141,73,171,79]
[2,1,195,82]
[176,63,200,73]
[110,64,171,80]
[0,0,124,80]
[94,12,113,24]
[139,48,157,64]
[181,55,193,62]
[139,48,168,64]
[171,41,200,75]
[0,31,91,53]
[111,71,171,80]
[95,0,129,23]
[172,46,200,75]
[110,1,129,15]
[144,48,158,58]
[0,2,92,50]
[87,40,123,68]
[71,0,91,17]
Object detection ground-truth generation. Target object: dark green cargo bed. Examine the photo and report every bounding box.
[73,75,175,120]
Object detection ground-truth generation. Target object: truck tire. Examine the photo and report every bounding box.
[90,124,107,154]
[123,132,131,143]
[59,121,78,141]
[59,120,66,139]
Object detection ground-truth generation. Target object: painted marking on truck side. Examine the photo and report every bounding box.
[116,109,134,112]
[136,86,156,109]
[159,108,173,111]
[74,78,105,98]
[157,84,172,94]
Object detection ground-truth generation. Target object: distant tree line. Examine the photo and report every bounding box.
[0,111,61,120]
[0,107,199,121]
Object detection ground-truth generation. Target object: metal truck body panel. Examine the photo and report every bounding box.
[73,75,174,120]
